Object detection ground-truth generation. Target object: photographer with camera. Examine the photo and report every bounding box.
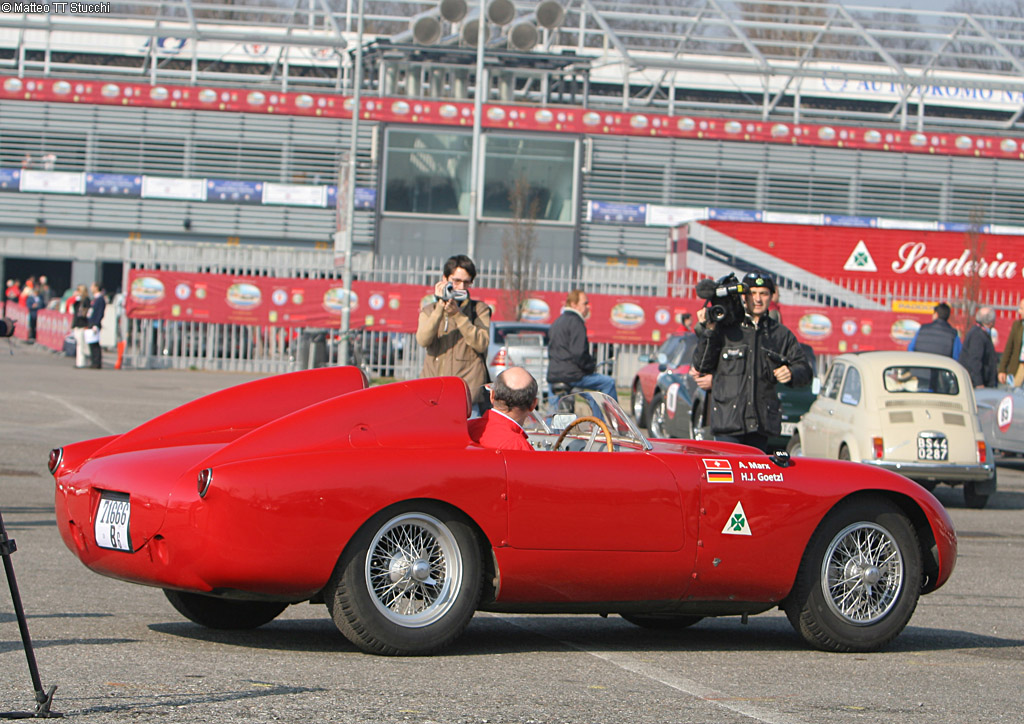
[690,271,811,453]
[416,255,492,410]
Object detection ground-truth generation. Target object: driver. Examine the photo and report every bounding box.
[468,367,538,452]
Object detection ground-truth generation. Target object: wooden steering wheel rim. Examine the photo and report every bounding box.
[553,415,614,452]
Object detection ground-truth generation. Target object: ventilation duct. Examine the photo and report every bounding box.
[508,20,539,51]
[535,0,566,29]
[486,0,517,26]
[411,12,443,45]
[439,0,469,23]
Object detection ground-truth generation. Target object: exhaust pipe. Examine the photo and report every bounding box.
[486,0,516,26]
[507,20,539,51]
[439,0,469,23]
[411,11,443,45]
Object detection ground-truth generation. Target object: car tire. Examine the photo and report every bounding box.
[786,433,802,457]
[631,381,649,428]
[325,503,483,656]
[783,497,922,652]
[691,400,707,441]
[163,590,287,629]
[648,393,668,438]
[963,480,990,509]
[620,613,703,630]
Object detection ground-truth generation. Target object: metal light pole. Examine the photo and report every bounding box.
[339,0,365,366]
[467,0,486,258]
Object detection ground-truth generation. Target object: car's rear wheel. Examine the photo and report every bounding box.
[648,393,668,438]
[786,433,802,457]
[620,613,703,630]
[783,498,922,652]
[838,444,851,461]
[963,480,991,509]
[631,381,649,427]
[163,590,287,629]
[325,503,482,656]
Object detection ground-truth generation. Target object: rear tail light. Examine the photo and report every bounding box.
[48,447,63,474]
[490,347,507,368]
[978,440,987,464]
[872,437,884,459]
[197,468,213,498]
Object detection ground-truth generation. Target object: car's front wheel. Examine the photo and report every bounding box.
[783,498,922,652]
[630,381,649,427]
[648,393,669,438]
[163,590,287,629]
[325,503,482,656]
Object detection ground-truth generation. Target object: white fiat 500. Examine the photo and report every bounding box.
[791,351,996,508]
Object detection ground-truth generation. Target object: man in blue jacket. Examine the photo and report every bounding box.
[908,302,961,359]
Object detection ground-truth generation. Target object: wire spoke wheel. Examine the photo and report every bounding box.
[366,513,463,627]
[821,522,903,625]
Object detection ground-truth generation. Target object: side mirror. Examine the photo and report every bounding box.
[656,352,669,371]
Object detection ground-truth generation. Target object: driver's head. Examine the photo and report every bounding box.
[491,366,538,423]
[741,271,775,320]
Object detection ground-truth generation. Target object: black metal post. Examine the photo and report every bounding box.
[0,508,61,718]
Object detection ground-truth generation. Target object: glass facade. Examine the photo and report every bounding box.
[383,130,472,216]
[481,135,576,223]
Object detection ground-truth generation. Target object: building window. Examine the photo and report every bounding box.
[482,135,576,222]
[383,129,471,216]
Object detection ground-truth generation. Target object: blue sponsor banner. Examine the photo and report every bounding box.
[207,178,263,204]
[588,200,646,224]
[85,173,142,197]
[938,221,989,233]
[707,207,763,222]
[355,187,377,210]
[824,214,877,228]
[328,186,378,210]
[0,167,20,192]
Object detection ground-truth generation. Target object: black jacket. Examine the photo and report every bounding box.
[692,314,812,437]
[547,310,596,384]
[910,318,958,357]
[961,323,998,388]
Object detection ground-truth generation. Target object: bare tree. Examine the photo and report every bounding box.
[501,176,539,321]
[954,207,988,337]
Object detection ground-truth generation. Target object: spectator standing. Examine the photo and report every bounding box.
[5,279,20,303]
[961,307,998,389]
[416,255,491,409]
[690,272,811,453]
[37,275,53,308]
[998,298,1024,386]
[70,284,91,368]
[547,289,618,400]
[87,282,106,369]
[24,283,43,341]
[908,302,961,359]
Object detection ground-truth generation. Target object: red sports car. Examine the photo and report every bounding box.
[50,366,956,656]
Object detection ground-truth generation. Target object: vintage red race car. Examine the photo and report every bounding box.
[50,366,956,656]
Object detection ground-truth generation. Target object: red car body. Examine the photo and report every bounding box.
[52,366,956,656]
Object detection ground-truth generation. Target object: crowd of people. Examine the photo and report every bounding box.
[5,276,109,369]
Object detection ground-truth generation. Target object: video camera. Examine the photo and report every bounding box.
[0,317,15,338]
[440,282,468,303]
[695,273,747,327]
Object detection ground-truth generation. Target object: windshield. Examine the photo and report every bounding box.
[883,366,960,395]
[525,391,651,450]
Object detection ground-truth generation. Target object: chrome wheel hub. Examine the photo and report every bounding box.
[821,522,904,625]
[366,513,462,628]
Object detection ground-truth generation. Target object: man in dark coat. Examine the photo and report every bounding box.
[961,306,998,389]
[909,302,961,359]
[547,289,617,400]
[690,271,812,453]
[86,282,106,369]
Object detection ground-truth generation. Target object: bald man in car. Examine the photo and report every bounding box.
[468,366,538,452]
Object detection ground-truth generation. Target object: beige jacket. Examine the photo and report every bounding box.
[416,297,491,401]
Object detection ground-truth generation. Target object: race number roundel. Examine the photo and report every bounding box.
[997,395,1013,433]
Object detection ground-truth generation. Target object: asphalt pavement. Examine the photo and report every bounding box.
[1,339,1022,723]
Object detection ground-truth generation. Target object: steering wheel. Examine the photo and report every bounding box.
[553,416,614,452]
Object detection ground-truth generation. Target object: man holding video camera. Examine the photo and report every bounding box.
[417,254,492,410]
[690,271,811,453]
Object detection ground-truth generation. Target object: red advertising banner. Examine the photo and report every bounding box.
[125,269,1013,355]
[704,220,1024,295]
[5,75,1024,163]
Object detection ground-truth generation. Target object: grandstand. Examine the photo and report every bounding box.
[2,0,1024,374]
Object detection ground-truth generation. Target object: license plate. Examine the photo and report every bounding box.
[780,422,796,436]
[917,435,948,461]
[95,492,132,552]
